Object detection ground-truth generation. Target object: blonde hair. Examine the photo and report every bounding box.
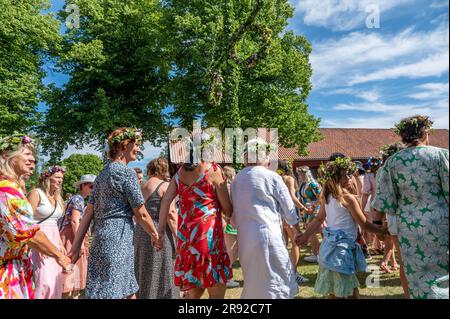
[36,172,65,209]
[321,177,349,206]
[298,166,315,184]
[147,157,169,177]
[0,144,36,182]
[223,165,236,182]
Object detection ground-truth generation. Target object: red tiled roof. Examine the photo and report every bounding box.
[279,128,449,160]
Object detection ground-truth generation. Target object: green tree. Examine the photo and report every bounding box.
[59,153,103,195]
[41,0,320,162]
[40,0,171,161]
[0,0,61,135]
[163,0,321,154]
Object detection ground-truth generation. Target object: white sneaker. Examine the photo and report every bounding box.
[304,255,318,263]
[226,280,240,288]
[296,274,309,285]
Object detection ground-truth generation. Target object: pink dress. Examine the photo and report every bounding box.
[30,189,64,299]
[60,195,88,293]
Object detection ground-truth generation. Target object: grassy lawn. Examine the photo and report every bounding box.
[208,246,405,299]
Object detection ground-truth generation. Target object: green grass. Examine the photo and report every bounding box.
[215,247,404,299]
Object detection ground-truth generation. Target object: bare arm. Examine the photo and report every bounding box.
[28,231,71,269]
[133,205,159,241]
[158,182,178,236]
[295,200,327,246]
[70,209,81,236]
[209,169,233,218]
[158,179,178,236]
[68,203,93,264]
[285,176,306,211]
[167,201,178,236]
[343,194,387,235]
[27,189,40,216]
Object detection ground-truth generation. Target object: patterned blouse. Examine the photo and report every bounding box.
[372,146,449,299]
[0,177,40,299]
[61,194,85,227]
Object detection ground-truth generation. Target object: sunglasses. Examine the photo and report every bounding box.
[83,184,94,189]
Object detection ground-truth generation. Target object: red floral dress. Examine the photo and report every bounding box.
[174,163,232,291]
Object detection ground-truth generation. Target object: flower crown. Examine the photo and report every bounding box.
[0,133,34,153]
[108,128,143,147]
[379,143,405,161]
[245,138,276,156]
[393,115,434,136]
[317,157,357,185]
[40,165,66,182]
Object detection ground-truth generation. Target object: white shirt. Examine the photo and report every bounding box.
[34,189,64,225]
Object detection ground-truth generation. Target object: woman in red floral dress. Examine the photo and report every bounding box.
[158,160,233,299]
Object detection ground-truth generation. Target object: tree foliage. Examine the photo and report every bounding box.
[40,0,321,161]
[0,0,61,135]
[59,153,103,195]
[163,0,321,153]
[39,0,171,160]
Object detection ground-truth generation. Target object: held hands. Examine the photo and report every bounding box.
[295,232,309,247]
[376,226,390,241]
[67,247,80,265]
[151,231,162,251]
[56,253,73,273]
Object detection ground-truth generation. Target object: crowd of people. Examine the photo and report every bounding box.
[0,115,448,299]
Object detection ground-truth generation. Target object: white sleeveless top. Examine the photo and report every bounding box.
[325,195,358,237]
[34,189,64,226]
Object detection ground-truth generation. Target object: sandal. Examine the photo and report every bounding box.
[380,263,392,273]
[391,265,400,271]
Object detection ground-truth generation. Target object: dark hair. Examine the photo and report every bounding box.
[394,115,433,146]
[133,167,143,174]
[329,152,347,161]
[278,160,294,176]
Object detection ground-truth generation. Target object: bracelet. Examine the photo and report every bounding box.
[372,220,383,225]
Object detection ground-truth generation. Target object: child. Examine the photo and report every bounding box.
[295,157,388,299]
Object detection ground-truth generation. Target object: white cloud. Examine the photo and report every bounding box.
[326,99,449,128]
[409,82,449,100]
[326,88,381,101]
[430,1,449,9]
[310,24,449,88]
[348,51,449,85]
[357,90,381,102]
[293,0,416,31]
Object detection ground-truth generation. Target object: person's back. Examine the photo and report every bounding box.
[232,166,292,228]
[91,162,140,220]
[384,146,448,211]
[231,165,299,299]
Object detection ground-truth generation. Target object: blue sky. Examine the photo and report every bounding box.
[287,0,449,129]
[41,0,449,169]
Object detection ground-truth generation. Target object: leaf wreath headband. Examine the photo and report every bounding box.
[40,165,66,182]
[317,157,357,185]
[108,128,143,147]
[0,133,34,153]
[393,115,434,136]
[244,138,276,156]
